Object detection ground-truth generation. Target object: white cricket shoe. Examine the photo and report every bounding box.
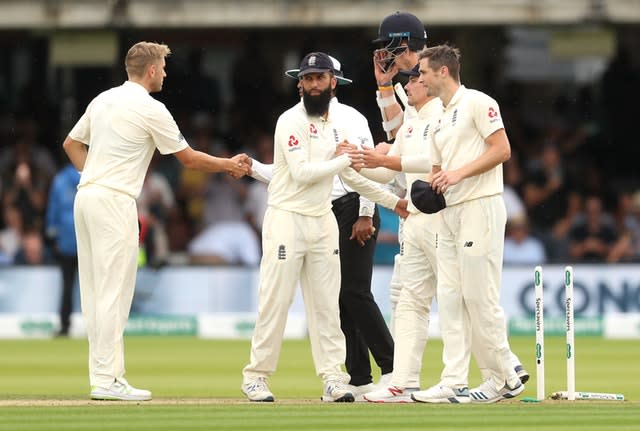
[242,377,275,402]
[364,385,419,403]
[514,364,530,384]
[469,380,525,403]
[90,378,152,401]
[349,382,376,402]
[377,372,393,387]
[411,383,470,404]
[321,380,355,402]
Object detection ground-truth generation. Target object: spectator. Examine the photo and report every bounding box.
[45,163,81,336]
[14,228,54,265]
[568,195,618,262]
[0,205,22,263]
[187,221,260,266]
[244,132,273,238]
[2,160,48,232]
[503,216,547,265]
[137,155,176,266]
[608,190,640,263]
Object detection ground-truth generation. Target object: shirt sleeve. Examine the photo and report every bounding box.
[68,108,91,145]
[430,118,443,168]
[339,169,399,210]
[250,160,274,183]
[473,93,505,139]
[347,114,377,216]
[147,102,190,155]
[275,114,350,184]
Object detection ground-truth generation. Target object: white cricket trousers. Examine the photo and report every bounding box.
[243,207,350,384]
[74,184,139,388]
[437,194,520,390]
[391,212,438,389]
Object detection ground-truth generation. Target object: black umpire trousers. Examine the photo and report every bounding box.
[58,254,78,334]
[332,192,394,386]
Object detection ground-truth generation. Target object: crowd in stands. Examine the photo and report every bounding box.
[0,44,638,267]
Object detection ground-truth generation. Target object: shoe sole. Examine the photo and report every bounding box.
[321,394,355,402]
[411,394,470,404]
[470,384,526,404]
[364,396,415,403]
[90,392,151,401]
[248,397,274,402]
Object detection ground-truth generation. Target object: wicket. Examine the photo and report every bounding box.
[534,265,624,402]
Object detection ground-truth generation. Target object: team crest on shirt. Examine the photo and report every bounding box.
[488,106,500,123]
[309,123,319,140]
[288,135,301,151]
[404,126,413,139]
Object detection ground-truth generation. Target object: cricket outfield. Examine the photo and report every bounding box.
[0,337,637,430]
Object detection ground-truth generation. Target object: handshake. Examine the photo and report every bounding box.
[225,154,253,179]
[336,140,389,171]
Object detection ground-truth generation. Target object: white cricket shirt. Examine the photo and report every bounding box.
[430,85,505,206]
[361,98,443,214]
[269,101,398,216]
[69,81,189,198]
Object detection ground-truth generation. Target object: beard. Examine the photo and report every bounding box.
[302,86,332,117]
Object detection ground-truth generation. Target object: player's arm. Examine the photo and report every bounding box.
[63,136,88,172]
[374,53,404,139]
[339,168,407,217]
[174,146,250,178]
[278,117,350,184]
[247,159,273,183]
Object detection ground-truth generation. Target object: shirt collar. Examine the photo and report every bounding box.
[446,85,466,108]
[123,80,149,95]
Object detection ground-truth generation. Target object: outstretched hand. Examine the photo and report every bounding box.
[227,153,252,178]
[350,146,386,169]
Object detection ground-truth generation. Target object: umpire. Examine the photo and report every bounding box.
[324,58,394,396]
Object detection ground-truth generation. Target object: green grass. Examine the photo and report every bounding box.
[0,337,638,430]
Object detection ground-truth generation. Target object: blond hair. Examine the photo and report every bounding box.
[125,42,171,78]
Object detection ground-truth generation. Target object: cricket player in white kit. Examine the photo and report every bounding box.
[63,41,251,401]
[412,44,525,404]
[352,64,441,402]
[241,52,408,403]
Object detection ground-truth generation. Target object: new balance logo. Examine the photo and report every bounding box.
[388,386,404,396]
[278,245,286,260]
[464,241,474,247]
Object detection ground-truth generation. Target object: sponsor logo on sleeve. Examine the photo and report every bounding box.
[288,135,301,151]
[178,132,185,143]
[488,106,500,122]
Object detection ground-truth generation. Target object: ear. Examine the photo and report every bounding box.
[147,63,156,78]
[331,75,337,90]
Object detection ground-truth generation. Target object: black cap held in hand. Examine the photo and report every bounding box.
[410,180,446,214]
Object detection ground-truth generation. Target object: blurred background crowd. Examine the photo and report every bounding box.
[1,1,640,267]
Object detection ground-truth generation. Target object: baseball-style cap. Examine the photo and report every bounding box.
[410,180,446,214]
[372,12,427,48]
[399,63,420,77]
[284,53,353,85]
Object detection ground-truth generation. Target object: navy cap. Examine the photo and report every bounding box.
[298,52,334,77]
[372,12,427,47]
[399,63,420,77]
[410,180,446,214]
[285,54,352,85]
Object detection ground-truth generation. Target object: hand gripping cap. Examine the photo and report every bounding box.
[410,180,446,214]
